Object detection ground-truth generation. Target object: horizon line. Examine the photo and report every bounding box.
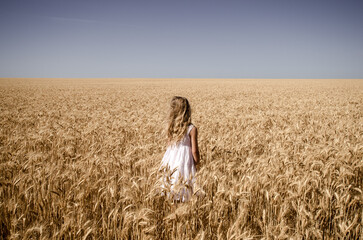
[1,77,363,80]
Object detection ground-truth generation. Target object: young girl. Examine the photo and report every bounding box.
[160,96,200,202]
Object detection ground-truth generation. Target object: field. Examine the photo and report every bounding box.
[0,78,362,239]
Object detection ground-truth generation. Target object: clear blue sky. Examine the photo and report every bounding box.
[1,0,362,78]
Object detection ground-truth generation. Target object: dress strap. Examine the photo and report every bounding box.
[187,124,194,134]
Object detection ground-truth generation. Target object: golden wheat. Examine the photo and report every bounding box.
[0,78,362,239]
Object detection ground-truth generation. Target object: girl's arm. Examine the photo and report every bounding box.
[190,127,200,165]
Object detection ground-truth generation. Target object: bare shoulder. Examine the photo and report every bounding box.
[190,125,198,135]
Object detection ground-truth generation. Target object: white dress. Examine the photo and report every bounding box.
[160,124,196,202]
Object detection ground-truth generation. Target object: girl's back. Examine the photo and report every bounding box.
[161,124,195,178]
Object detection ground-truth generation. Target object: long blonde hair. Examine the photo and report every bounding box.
[166,96,191,144]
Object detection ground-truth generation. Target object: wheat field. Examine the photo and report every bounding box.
[0,78,362,239]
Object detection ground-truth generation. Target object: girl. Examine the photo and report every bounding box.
[160,96,200,202]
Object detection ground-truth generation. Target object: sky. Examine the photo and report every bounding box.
[0,0,362,78]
